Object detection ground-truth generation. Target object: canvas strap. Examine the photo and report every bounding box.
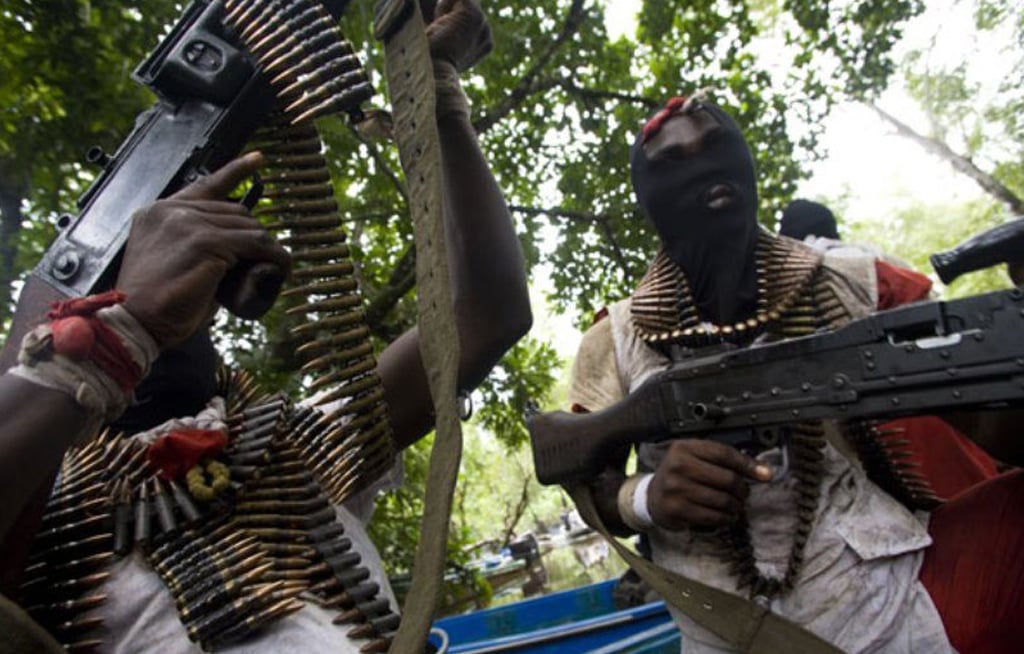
[374,1,465,652]
[567,483,843,654]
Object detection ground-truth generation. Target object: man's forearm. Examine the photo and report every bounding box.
[437,110,531,371]
[0,375,84,543]
[588,467,635,537]
[380,78,531,450]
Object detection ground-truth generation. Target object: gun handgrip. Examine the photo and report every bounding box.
[216,261,285,320]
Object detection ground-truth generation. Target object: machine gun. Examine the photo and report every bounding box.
[1,0,371,369]
[528,218,1024,486]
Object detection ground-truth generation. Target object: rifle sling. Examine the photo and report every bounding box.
[566,483,844,654]
[374,1,464,652]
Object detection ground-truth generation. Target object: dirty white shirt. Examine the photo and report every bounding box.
[94,396,402,654]
[567,253,954,654]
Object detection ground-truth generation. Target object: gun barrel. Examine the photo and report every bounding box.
[930,217,1024,284]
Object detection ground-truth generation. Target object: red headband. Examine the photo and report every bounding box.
[641,96,688,143]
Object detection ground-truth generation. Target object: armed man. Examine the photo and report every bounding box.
[0,1,531,652]
[554,94,1023,653]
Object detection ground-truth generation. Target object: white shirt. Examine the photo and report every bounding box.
[567,253,954,654]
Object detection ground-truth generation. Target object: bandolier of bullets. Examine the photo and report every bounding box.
[20,1,403,649]
[631,231,824,348]
[21,369,401,651]
[629,234,940,600]
[224,0,398,506]
[843,420,941,510]
[17,429,120,653]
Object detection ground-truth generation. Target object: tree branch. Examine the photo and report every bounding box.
[348,125,409,205]
[510,204,633,281]
[871,104,1024,215]
[364,243,417,335]
[473,0,587,134]
[558,81,660,110]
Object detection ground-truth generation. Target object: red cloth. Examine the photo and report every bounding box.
[146,428,228,480]
[919,470,1024,653]
[874,260,998,498]
[641,96,688,143]
[46,290,142,391]
[875,259,932,309]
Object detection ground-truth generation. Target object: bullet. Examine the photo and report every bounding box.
[41,496,107,530]
[291,83,374,125]
[280,54,362,99]
[48,572,111,596]
[63,639,104,653]
[333,597,391,625]
[258,15,333,67]
[282,276,358,298]
[285,69,367,116]
[310,565,369,595]
[181,564,276,621]
[347,612,400,639]
[206,598,305,647]
[133,481,151,546]
[235,497,329,514]
[34,514,109,546]
[360,637,392,653]
[270,41,353,86]
[179,560,273,608]
[167,479,203,524]
[321,581,379,609]
[246,472,315,490]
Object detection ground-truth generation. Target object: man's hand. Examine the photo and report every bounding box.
[116,153,291,349]
[422,0,493,72]
[648,440,773,530]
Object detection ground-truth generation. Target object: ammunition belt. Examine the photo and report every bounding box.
[19,368,401,652]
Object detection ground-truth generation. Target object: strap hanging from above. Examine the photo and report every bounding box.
[374,1,465,652]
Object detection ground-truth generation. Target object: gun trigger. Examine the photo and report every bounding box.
[240,174,264,210]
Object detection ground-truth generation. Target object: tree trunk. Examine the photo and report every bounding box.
[0,181,26,329]
[872,104,1024,215]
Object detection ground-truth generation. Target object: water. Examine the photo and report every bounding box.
[489,531,630,607]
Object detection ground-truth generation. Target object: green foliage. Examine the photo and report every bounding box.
[475,337,561,449]
[0,0,180,325]
[0,0,927,597]
[844,199,1011,297]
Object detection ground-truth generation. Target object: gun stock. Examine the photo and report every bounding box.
[528,378,669,485]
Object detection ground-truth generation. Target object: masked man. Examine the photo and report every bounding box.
[568,95,1023,653]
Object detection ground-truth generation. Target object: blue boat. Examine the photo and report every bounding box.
[430,579,680,653]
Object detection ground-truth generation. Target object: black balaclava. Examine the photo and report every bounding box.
[111,327,219,433]
[779,199,838,241]
[630,99,760,326]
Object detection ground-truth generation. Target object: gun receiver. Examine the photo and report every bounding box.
[2,0,365,369]
[529,287,1024,485]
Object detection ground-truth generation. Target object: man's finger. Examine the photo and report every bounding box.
[204,229,292,272]
[173,152,265,201]
[692,440,773,482]
[163,199,252,216]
